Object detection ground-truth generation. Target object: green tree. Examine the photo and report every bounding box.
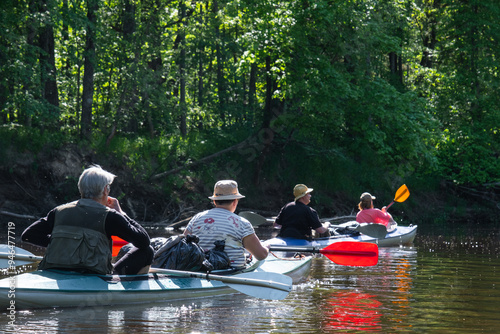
[415,0,500,184]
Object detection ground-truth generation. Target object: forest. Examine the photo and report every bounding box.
[0,0,499,227]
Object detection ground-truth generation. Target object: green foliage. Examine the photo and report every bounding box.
[0,0,499,208]
[409,0,500,185]
[436,128,500,185]
[0,124,65,153]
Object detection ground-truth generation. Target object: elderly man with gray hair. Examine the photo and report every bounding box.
[22,165,153,275]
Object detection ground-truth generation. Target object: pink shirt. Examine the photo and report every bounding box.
[356,208,392,227]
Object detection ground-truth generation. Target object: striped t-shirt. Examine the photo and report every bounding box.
[184,208,255,268]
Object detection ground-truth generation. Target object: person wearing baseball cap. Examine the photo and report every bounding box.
[356,192,396,231]
[183,180,269,268]
[273,184,330,240]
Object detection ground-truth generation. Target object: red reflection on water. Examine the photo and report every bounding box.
[322,291,382,332]
[320,254,413,331]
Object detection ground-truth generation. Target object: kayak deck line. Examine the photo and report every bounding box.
[101,268,245,283]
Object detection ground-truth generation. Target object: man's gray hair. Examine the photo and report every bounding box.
[78,165,116,199]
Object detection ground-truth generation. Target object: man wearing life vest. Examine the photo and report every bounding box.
[22,165,153,275]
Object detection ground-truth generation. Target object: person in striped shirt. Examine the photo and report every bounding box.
[183,180,269,268]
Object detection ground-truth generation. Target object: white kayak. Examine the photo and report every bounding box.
[273,224,417,248]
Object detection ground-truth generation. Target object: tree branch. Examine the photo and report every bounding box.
[150,136,257,180]
[0,210,37,220]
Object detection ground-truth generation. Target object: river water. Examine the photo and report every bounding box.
[1,222,499,333]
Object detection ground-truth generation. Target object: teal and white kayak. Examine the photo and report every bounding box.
[0,254,312,310]
[240,211,416,247]
[272,224,417,248]
[323,224,417,247]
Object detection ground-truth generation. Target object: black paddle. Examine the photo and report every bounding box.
[327,222,387,239]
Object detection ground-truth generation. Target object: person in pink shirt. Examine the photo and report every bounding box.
[356,192,397,231]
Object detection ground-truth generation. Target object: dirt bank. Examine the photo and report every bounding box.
[1,145,498,231]
[0,144,283,228]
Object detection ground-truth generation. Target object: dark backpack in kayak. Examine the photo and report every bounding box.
[204,240,231,270]
[152,235,213,272]
[118,236,231,272]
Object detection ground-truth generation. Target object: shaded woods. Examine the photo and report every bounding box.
[1,0,499,227]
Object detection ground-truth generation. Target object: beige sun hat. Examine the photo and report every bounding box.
[208,180,245,200]
[294,184,313,201]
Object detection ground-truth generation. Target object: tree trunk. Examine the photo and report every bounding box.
[263,55,273,129]
[81,0,98,140]
[213,0,226,123]
[389,52,397,75]
[24,0,40,127]
[420,0,439,68]
[249,62,257,110]
[179,1,187,137]
[39,6,59,110]
[197,3,205,109]
[254,55,279,185]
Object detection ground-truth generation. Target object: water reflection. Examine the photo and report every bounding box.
[322,291,382,331]
[308,246,417,332]
[3,225,500,333]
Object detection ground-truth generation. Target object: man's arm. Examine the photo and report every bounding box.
[21,210,56,247]
[105,211,150,249]
[314,222,330,234]
[242,233,269,261]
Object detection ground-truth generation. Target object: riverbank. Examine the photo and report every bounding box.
[1,144,498,229]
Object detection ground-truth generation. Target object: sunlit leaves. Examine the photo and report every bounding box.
[1,0,499,187]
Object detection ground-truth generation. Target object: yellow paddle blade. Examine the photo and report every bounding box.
[394,184,410,202]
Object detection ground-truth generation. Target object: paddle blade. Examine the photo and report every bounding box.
[112,246,121,257]
[112,236,128,246]
[357,223,387,239]
[394,184,410,203]
[225,272,292,300]
[112,236,128,256]
[0,245,43,269]
[149,267,292,300]
[239,211,272,226]
[320,241,378,267]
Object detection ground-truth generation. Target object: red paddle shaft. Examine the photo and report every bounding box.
[321,249,378,257]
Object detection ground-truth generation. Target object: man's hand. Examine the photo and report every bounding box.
[107,196,123,213]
